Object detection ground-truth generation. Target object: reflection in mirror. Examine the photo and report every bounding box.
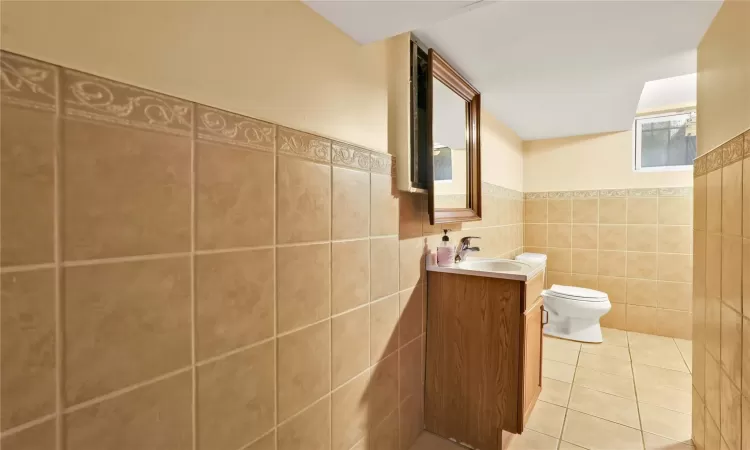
[432,78,468,210]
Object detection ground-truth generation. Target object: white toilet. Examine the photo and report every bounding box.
[516,253,612,343]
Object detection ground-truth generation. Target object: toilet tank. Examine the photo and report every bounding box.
[515,252,547,268]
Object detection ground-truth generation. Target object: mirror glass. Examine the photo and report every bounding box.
[432,77,468,210]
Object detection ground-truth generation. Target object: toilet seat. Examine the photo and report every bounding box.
[545,284,608,303]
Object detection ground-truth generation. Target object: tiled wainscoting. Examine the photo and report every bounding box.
[523,187,694,338]
[691,130,749,450]
[0,50,524,450]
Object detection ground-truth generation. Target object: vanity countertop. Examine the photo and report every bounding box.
[426,258,544,282]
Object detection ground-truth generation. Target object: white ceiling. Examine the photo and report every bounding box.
[637,73,697,113]
[304,0,721,140]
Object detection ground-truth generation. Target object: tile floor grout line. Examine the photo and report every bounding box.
[555,340,581,450]
[627,332,647,450]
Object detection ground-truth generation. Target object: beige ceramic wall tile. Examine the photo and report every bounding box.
[277,321,330,421]
[694,176,707,231]
[63,119,191,260]
[1,418,56,450]
[657,281,692,311]
[195,142,274,250]
[571,225,597,249]
[705,351,721,424]
[370,294,399,363]
[1,108,55,266]
[399,337,423,401]
[369,409,399,450]
[368,352,399,426]
[628,197,658,224]
[549,224,572,248]
[246,433,275,450]
[705,411,721,450]
[628,225,658,252]
[659,196,692,226]
[598,276,626,303]
[548,199,572,223]
[197,342,274,450]
[525,199,548,223]
[195,249,274,360]
[720,304,742,391]
[706,296,722,360]
[706,169,722,233]
[743,396,750,450]
[571,249,597,275]
[658,253,693,283]
[332,371,369,450]
[561,410,643,450]
[599,197,627,224]
[571,274,597,290]
[64,258,191,406]
[332,306,370,388]
[277,396,330,450]
[399,285,423,345]
[400,392,424,450]
[601,303,627,329]
[626,305,660,335]
[721,235,743,312]
[745,239,750,322]
[571,199,598,224]
[567,385,640,428]
[744,315,750,399]
[706,233,722,301]
[722,160,742,236]
[639,402,692,442]
[656,309,693,340]
[331,239,370,314]
[525,224,548,247]
[276,243,330,333]
[64,372,192,450]
[598,251,627,277]
[399,192,423,239]
[547,248,572,273]
[548,271,572,288]
[693,389,706,448]
[626,278,658,306]
[627,252,658,280]
[599,225,626,251]
[720,372,742,450]
[371,173,399,236]
[277,155,331,244]
[332,166,370,239]
[658,225,692,254]
[399,237,425,290]
[0,270,55,430]
[371,237,400,300]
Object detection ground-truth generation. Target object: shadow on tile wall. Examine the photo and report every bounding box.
[691,131,748,450]
[523,187,694,339]
[0,51,524,450]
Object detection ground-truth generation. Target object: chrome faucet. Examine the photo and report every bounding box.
[455,236,481,262]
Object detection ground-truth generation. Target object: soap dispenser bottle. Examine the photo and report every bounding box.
[436,230,456,267]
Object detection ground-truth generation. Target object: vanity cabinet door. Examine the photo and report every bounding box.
[521,298,543,426]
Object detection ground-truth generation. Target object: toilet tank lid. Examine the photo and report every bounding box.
[549,284,608,299]
[516,252,547,263]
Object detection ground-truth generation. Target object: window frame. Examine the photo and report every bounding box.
[633,110,696,173]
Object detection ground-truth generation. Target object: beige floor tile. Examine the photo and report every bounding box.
[526,401,567,438]
[542,360,577,383]
[577,352,634,378]
[507,429,559,450]
[574,367,636,399]
[539,377,572,407]
[638,403,692,442]
[580,343,632,361]
[602,328,630,347]
[408,432,463,450]
[568,385,641,429]
[559,441,588,450]
[544,345,580,365]
[544,336,582,352]
[628,332,678,351]
[562,410,644,450]
[632,364,692,392]
[636,384,692,414]
[643,432,695,449]
[630,347,689,373]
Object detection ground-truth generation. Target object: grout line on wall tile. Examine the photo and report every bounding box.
[53,65,63,450]
[0,412,59,439]
[276,316,331,339]
[194,245,275,256]
[189,107,198,450]
[0,262,57,273]
[275,393,331,430]
[63,366,192,415]
[61,251,191,267]
[237,427,275,450]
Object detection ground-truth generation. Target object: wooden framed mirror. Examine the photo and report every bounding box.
[426,49,482,225]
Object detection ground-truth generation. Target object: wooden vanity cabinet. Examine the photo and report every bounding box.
[425,270,545,450]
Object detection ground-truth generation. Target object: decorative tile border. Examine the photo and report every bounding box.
[63,70,193,136]
[276,127,331,163]
[697,129,750,178]
[0,53,58,112]
[331,142,371,172]
[524,186,692,199]
[722,135,744,166]
[196,105,275,152]
[694,154,707,177]
[370,151,394,175]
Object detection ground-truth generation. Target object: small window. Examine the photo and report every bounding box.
[634,110,696,172]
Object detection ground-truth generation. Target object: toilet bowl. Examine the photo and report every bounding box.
[542,285,611,343]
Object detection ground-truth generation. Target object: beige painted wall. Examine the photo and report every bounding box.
[523,130,693,192]
[0,0,389,152]
[483,111,524,191]
[696,1,750,155]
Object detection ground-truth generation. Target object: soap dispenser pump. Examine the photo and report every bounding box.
[436,230,456,267]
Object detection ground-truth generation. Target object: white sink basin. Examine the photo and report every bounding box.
[457,259,528,273]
